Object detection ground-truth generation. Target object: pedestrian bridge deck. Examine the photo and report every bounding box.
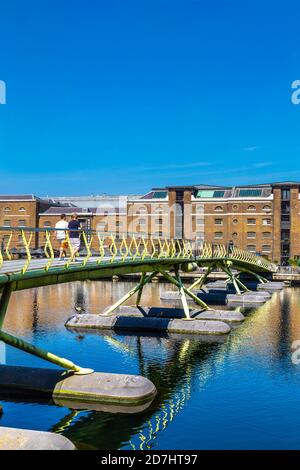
[0,229,277,375]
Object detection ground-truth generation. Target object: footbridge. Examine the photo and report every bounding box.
[0,227,277,375]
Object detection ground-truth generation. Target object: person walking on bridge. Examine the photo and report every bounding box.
[55,214,68,260]
[68,213,81,261]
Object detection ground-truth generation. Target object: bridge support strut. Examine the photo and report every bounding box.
[187,265,215,292]
[221,263,250,294]
[157,269,209,316]
[103,271,159,316]
[0,283,91,375]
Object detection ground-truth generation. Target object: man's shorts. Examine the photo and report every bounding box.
[70,238,80,251]
[61,239,69,250]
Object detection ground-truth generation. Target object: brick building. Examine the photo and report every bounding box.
[1,182,300,264]
[0,195,57,248]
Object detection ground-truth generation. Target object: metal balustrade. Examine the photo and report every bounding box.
[0,227,276,275]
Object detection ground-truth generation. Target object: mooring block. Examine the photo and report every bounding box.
[257,282,285,292]
[226,293,266,305]
[66,313,231,335]
[0,426,75,450]
[193,310,245,323]
[0,365,157,409]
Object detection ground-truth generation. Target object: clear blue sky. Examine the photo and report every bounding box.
[0,0,299,196]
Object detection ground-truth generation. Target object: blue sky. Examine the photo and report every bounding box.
[0,0,299,196]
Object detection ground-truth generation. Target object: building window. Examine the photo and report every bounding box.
[137,207,147,215]
[247,205,256,211]
[214,218,223,225]
[154,207,163,214]
[262,245,271,253]
[232,232,238,238]
[262,218,271,225]
[155,218,162,225]
[232,204,238,211]
[246,244,256,252]
[43,221,51,228]
[18,220,26,227]
[214,206,223,212]
[196,231,204,239]
[247,218,256,225]
[214,232,223,239]
[4,207,11,213]
[18,235,23,244]
[196,205,204,213]
[19,207,26,212]
[247,232,256,238]
[97,222,107,231]
[262,232,271,238]
[232,219,238,224]
[139,219,146,226]
[3,220,11,227]
[263,205,271,212]
[282,189,290,200]
[196,218,204,225]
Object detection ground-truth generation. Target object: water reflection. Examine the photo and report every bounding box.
[1,282,300,449]
[51,332,225,450]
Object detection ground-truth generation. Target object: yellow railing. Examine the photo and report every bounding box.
[0,228,277,274]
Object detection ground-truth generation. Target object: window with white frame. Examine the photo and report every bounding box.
[246,244,256,252]
[214,232,223,239]
[262,218,271,225]
[247,232,256,238]
[262,245,271,252]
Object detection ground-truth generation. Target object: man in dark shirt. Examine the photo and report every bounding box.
[68,213,81,260]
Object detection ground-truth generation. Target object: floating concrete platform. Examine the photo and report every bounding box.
[0,426,76,450]
[161,288,271,305]
[257,281,285,292]
[0,365,156,411]
[110,305,245,324]
[226,293,267,307]
[191,309,245,324]
[160,288,228,305]
[113,305,245,324]
[66,310,231,336]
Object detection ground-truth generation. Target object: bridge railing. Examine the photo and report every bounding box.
[0,227,277,274]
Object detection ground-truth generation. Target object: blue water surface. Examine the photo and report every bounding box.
[1,282,300,450]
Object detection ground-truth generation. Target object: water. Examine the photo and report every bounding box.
[1,281,300,449]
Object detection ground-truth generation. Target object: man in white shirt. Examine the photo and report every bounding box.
[55,214,69,260]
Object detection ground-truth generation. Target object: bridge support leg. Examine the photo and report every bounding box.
[234,268,269,285]
[0,283,14,329]
[174,266,190,320]
[104,271,158,316]
[187,265,214,292]
[158,269,209,314]
[221,264,249,294]
[246,271,269,284]
[0,330,89,373]
[0,283,91,374]
[136,272,146,307]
